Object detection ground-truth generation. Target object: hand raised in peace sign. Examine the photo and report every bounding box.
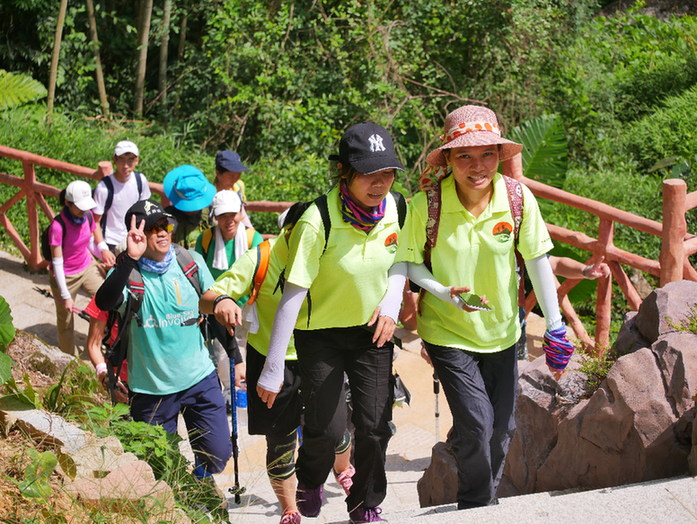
[126,215,147,260]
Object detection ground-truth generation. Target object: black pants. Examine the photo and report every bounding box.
[424,342,517,509]
[294,326,394,512]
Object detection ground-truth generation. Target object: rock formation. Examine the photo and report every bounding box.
[418,280,697,506]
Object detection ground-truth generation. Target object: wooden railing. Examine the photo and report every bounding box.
[1,145,695,351]
[502,155,697,352]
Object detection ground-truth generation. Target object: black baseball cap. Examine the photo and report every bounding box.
[124,199,172,229]
[329,122,404,175]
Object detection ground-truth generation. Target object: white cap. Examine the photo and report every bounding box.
[65,180,97,211]
[114,140,139,157]
[211,190,242,217]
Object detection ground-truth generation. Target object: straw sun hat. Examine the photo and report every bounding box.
[426,105,523,167]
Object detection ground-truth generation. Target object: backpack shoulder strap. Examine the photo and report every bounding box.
[53,214,68,249]
[423,181,443,270]
[134,171,144,197]
[246,227,256,248]
[501,175,526,306]
[100,176,114,235]
[201,228,213,257]
[390,190,407,229]
[248,239,271,305]
[313,193,331,253]
[174,244,202,296]
[124,264,145,323]
[502,175,524,245]
[102,175,115,215]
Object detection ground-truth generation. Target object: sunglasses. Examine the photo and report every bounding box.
[145,220,174,234]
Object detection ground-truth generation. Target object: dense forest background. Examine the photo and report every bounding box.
[1,0,696,309]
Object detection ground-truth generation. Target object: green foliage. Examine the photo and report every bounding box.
[0,70,47,110]
[546,4,697,168]
[0,295,16,351]
[509,113,568,190]
[0,372,40,410]
[0,352,11,387]
[11,449,57,501]
[663,303,697,335]
[41,361,99,417]
[579,347,619,393]
[622,85,697,173]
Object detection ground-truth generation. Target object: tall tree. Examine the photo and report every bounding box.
[158,0,172,114]
[134,0,154,117]
[85,0,109,117]
[46,0,68,123]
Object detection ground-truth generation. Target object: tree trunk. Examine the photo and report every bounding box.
[85,0,110,117]
[47,0,68,124]
[177,12,188,61]
[158,0,172,114]
[134,0,154,117]
[173,10,188,114]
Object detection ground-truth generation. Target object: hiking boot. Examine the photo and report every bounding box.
[296,480,323,518]
[349,506,385,523]
[279,510,302,524]
[334,464,355,496]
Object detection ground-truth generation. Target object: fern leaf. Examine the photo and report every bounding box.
[509,114,568,189]
[0,70,48,110]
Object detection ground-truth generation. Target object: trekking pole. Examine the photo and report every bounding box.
[228,352,245,504]
[216,323,245,504]
[433,371,440,440]
[33,287,91,321]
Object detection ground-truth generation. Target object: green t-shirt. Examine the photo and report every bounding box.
[285,186,404,330]
[209,236,297,359]
[120,250,216,395]
[397,173,553,352]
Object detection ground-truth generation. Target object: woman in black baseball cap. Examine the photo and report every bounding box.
[255,122,407,523]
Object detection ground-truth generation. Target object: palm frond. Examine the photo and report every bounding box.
[0,70,47,110]
[509,114,568,189]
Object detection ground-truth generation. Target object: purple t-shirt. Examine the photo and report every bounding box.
[49,208,96,275]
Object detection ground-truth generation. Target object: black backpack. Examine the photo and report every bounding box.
[103,244,235,391]
[276,190,407,325]
[41,211,95,261]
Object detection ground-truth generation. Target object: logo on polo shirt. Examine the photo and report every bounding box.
[492,222,513,243]
[384,232,398,253]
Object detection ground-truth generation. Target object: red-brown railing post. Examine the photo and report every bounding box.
[22,160,42,271]
[659,179,687,286]
[595,219,614,352]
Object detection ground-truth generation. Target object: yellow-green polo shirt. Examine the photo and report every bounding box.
[397,173,553,352]
[209,236,297,360]
[285,186,403,330]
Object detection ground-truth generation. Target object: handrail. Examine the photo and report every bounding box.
[501,155,697,353]
[1,145,695,353]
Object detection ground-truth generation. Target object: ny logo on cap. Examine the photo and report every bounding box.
[368,134,386,153]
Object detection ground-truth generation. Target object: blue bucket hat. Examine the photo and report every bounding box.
[215,150,250,173]
[163,165,216,212]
